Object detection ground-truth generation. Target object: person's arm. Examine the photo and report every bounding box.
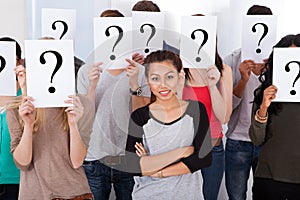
[233,60,256,98]
[8,96,35,168]
[65,95,95,169]
[206,65,232,124]
[249,85,277,145]
[125,59,150,112]
[86,62,102,104]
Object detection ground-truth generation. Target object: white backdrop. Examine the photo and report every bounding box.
[1,0,300,199]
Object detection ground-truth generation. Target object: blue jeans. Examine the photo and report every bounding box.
[201,142,225,200]
[83,160,134,200]
[225,138,261,200]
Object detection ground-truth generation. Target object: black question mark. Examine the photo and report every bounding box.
[191,29,208,63]
[105,25,123,61]
[285,61,300,95]
[40,50,63,93]
[52,20,68,40]
[252,23,268,54]
[0,55,6,74]
[140,23,156,54]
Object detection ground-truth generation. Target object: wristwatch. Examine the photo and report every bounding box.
[130,86,142,96]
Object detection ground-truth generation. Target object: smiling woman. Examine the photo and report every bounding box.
[124,50,212,200]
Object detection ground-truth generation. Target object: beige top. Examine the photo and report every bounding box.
[7,95,94,199]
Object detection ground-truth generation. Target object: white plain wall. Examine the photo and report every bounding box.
[0,0,27,57]
[2,1,300,199]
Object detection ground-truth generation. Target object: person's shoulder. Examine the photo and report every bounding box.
[186,100,206,113]
[77,63,90,76]
[131,104,150,126]
[222,63,233,75]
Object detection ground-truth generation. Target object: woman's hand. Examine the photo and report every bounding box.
[88,62,102,91]
[132,53,144,65]
[126,59,140,91]
[206,65,221,87]
[262,85,277,109]
[65,95,84,126]
[135,142,147,157]
[19,96,35,126]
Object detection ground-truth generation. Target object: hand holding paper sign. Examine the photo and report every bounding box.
[239,60,256,81]
[206,65,221,87]
[64,95,83,125]
[259,85,277,117]
[125,59,140,91]
[18,96,36,126]
[132,52,144,65]
[88,62,103,91]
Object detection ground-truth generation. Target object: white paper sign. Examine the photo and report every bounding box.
[242,15,277,63]
[25,40,75,107]
[132,11,165,56]
[180,16,217,69]
[0,42,16,96]
[41,8,76,40]
[273,48,300,102]
[94,17,132,69]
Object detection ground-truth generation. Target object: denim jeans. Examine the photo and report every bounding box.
[83,160,134,200]
[201,142,225,200]
[0,184,19,200]
[225,138,261,200]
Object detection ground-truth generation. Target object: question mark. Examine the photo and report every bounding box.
[285,61,300,95]
[191,29,208,63]
[52,20,68,40]
[40,50,63,94]
[105,25,123,61]
[252,23,268,54]
[0,55,6,74]
[140,23,156,54]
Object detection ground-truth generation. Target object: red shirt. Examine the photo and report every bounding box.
[183,85,223,139]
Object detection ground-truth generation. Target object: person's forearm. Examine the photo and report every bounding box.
[69,124,87,169]
[154,162,191,178]
[13,124,33,166]
[208,85,227,123]
[233,78,248,98]
[140,147,189,176]
[86,86,96,105]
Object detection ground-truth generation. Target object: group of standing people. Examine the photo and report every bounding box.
[1,1,300,200]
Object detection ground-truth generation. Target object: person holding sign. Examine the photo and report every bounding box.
[126,50,212,199]
[250,34,300,200]
[180,13,232,200]
[77,9,150,200]
[6,70,94,199]
[0,37,24,200]
[223,5,273,200]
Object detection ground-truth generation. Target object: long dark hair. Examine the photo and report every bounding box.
[253,34,300,115]
[144,50,183,103]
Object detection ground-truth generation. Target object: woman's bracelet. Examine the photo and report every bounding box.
[255,109,268,123]
[157,170,164,178]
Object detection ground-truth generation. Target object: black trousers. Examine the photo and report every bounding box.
[253,177,300,200]
[0,184,19,200]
